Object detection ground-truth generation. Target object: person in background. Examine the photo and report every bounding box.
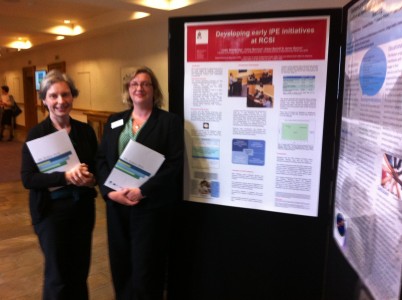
[96,66,184,300]
[0,85,15,141]
[229,72,236,96]
[20,69,98,300]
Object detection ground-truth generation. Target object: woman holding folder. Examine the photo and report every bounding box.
[21,70,98,299]
[96,66,184,300]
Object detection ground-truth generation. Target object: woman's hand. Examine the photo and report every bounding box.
[107,188,144,206]
[65,163,96,187]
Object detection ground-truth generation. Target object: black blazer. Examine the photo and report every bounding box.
[21,117,98,224]
[96,108,184,209]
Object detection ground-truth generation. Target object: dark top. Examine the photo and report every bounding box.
[96,108,184,209]
[21,117,98,224]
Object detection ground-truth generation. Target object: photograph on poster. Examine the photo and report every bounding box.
[247,83,273,108]
[198,179,211,195]
[381,153,402,200]
[228,69,274,103]
[191,175,220,198]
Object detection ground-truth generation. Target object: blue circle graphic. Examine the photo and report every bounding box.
[359,47,387,96]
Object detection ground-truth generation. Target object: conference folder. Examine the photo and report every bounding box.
[26,129,80,191]
[104,139,165,191]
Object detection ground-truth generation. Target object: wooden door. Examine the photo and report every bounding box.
[22,66,38,132]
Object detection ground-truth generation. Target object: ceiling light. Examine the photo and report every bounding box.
[8,38,32,49]
[56,36,65,41]
[47,23,84,36]
[140,0,191,10]
[72,25,84,35]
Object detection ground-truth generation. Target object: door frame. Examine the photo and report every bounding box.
[22,66,38,132]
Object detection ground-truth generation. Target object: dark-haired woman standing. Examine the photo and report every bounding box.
[0,85,14,141]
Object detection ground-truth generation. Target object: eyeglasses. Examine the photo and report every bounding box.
[129,82,153,89]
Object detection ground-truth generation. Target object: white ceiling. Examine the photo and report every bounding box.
[0,0,350,59]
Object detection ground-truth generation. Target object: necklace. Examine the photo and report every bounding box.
[133,119,142,132]
[132,111,151,133]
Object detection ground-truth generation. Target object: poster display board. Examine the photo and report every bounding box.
[183,17,330,217]
[334,0,402,298]
[169,9,342,300]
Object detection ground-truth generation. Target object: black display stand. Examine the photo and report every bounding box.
[168,9,343,300]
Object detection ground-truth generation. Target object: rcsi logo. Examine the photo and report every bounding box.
[195,29,208,44]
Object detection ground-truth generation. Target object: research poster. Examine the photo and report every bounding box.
[334,0,402,299]
[183,17,330,217]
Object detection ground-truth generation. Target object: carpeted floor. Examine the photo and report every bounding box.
[0,129,25,183]
[0,140,23,183]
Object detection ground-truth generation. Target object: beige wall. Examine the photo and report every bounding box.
[0,20,168,126]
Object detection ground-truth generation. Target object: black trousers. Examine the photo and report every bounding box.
[106,202,172,300]
[34,197,95,300]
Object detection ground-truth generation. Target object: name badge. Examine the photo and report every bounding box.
[111,119,124,129]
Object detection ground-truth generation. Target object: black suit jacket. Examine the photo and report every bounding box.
[96,107,184,209]
[21,117,98,224]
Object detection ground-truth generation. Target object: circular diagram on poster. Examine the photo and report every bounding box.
[359,46,387,96]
